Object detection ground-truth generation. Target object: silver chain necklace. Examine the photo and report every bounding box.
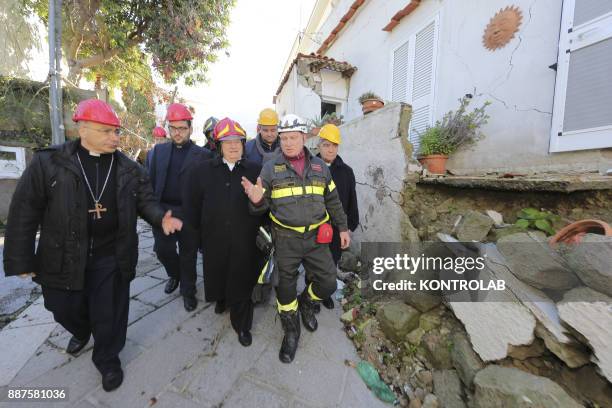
[76,152,114,220]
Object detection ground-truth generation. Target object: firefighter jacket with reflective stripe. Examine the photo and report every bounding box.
[249,148,348,233]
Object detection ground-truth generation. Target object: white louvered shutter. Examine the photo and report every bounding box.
[391,40,410,102]
[409,19,439,155]
[550,0,612,152]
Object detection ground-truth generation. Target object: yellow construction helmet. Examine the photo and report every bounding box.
[319,124,341,145]
[258,108,279,126]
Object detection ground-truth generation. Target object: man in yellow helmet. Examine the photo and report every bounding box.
[314,124,359,310]
[245,108,280,165]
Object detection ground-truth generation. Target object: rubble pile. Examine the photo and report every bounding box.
[340,211,612,407]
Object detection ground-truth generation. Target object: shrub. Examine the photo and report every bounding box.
[418,96,490,156]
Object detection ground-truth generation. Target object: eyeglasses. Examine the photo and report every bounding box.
[83,126,121,136]
[169,126,191,133]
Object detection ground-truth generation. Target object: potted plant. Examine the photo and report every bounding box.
[358,91,384,114]
[307,115,324,137]
[322,112,344,126]
[417,96,490,175]
[417,125,451,174]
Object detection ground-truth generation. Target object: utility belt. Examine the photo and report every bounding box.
[269,212,333,244]
[269,212,329,234]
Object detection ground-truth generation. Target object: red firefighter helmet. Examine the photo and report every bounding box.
[152,126,167,138]
[213,117,247,142]
[166,103,193,122]
[72,99,121,127]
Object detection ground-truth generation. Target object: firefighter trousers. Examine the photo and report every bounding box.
[273,227,337,306]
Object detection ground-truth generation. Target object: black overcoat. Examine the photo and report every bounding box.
[183,156,265,304]
[3,139,164,290]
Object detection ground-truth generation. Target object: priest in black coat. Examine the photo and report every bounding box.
[183,118,265,347]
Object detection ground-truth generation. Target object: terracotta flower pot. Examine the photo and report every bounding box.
[310,127,321,137]
[361,99,385,114]
[549,219,612,245]
[418,155,448,175]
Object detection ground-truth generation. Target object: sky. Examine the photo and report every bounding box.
[172,0,317,144]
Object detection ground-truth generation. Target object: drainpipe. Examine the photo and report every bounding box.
[48,0,65,144]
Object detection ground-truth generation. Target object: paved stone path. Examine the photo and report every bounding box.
[0,222,388,407]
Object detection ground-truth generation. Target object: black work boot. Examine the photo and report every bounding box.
[322,297,335,310]
[298,291,319,332]
[279,311,300,363]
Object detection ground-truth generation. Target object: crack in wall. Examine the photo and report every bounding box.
[486,92,552,115]
[355,180,407,213]
[493,0,537,91]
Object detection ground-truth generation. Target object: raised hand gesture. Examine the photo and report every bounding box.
[241,176,264,204]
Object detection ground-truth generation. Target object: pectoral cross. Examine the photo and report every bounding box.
[88,203,107,220]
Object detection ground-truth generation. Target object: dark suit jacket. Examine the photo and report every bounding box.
[145,141,212,203]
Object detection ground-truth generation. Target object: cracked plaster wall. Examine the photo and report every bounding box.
[276,62,351,121]
[311,0,611,174]
[337,102,419,244]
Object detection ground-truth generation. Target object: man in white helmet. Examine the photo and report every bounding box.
[241,114,350,363]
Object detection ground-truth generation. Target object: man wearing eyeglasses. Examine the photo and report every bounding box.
[145,103,212,312]
[3,99,184,392]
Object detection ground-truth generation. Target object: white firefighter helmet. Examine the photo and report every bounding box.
[278,114,308,134]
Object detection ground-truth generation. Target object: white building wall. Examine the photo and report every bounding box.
[276,65,350,123]
[303,0,611,174]
[295,75,323,123]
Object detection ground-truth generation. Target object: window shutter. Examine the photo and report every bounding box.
[391,40,410,102]
[409,20,438,156]
[550,0,612,152]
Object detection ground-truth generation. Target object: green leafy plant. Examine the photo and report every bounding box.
[364,302,377,316]
[417,125,452,156]
[514,208,560,236]
[322,112,344,126]
[353,328,366,344]
[309,112,344,132]
[404,343,418,356]
[418,96,490,156]
[308,115,324,128]
[22,0,235,86]
[358,91,382,104]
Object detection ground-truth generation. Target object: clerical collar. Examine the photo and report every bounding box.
[223,157,238,171]
[77,143,112,158]
[173,140,191,149]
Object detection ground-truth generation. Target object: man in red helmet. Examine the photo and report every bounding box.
[183,118,265,347]
[152,126,168,144]
[145,103,212,311]
[145,126,168,166]
[3,99,183,392]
